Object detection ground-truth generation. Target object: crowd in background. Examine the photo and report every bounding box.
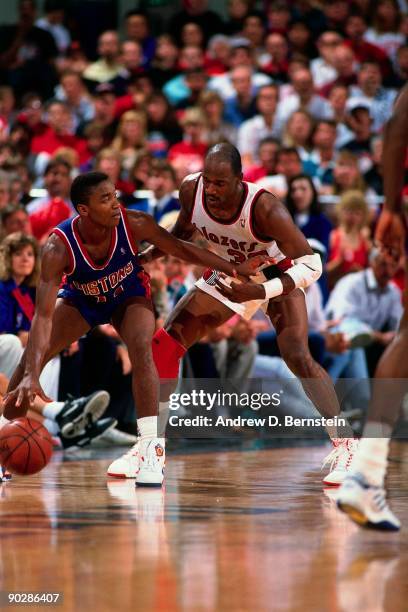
[0,0,407,440]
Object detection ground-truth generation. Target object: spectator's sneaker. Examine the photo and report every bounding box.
[107,439,140,478]
[90,427,138,448]
[60,417,117,450]
[322,438,359,486]
[136,438,165,487]
[0,465,11,482]
[336,473,400,531]
[56,391,110,438]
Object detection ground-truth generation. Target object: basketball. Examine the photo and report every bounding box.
[0,418,53,476]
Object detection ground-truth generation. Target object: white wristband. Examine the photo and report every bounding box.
[262,277,284,299]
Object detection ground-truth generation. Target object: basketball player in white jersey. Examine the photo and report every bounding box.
[336,84,408,531]
[108,143,356,481]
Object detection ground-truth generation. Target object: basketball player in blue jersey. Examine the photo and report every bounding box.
[109,143,356,484]
[336,84,408,531]
[1,171,265,487]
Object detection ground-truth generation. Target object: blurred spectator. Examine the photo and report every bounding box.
[241,13,266,58]
[1,205,32,237]
[327,190,371,288]
[364,0,405,62]
[224,0,253,36]
[267,1,291,34]
[92,84,118,142]
[112,111,146,174]
[348,61,397,133]
[80,122,106,171]
[83,31,124,86]
[341,98,373,156]
[168,0,224,46]
[163,45,204,106]
[320,44,358,96]
[181,22,205,50]
[204,34,231,75]
[198,90,237,146]
[130,160,180,224]
[128,149,153,191]
[237,84,280,168]
[0,174,11,211]
[344,12,392,78]
[330,150,376,205]
[28,158,72,243]
[286,174,333,253]
[176,68,209,109]
[287,19,316,59]
[35,0,71,57]
[257,146,302,198]
[0,0,58,98]
[283,110,315,168]
[364,136,384,195]
[223,64,258,127]
[55,70,95,132]
[325,247,402,379]
[149,35,180,89]
[311,31,342,88]
[208,43,271,100]
[258,32,289,82]
[124,10,156,68]
[95,148,134,196]
[322,0,350,32]
[386,43,408,87]
[310,119,337,185]
[243,137,279,183]
[145,91,182,154]
[276,68,333,128]
[0,232,39,345]
[0,86,16,128]
[168,108,208,177]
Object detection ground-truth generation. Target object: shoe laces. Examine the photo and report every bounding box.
[322,440,343,471]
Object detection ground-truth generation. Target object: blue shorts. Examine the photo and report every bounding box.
[58,285,151,328]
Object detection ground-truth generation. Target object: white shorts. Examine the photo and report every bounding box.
[195,272,268,321]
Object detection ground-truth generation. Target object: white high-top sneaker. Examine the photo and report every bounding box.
[322,438,359,486]
[107,439,140,478]
[336,473,400,531]
[136,438,165,487]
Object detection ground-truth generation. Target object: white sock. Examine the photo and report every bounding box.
[137,416,158,440]
[43,418,59,435]
[42,401,65,420]
[0,415,10,430]
[350,421,391,487]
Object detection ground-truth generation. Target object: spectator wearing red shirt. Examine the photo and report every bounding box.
[168,108,208,180]
[344,12,392,78]
[28,158,73,244]
[320,44,358,97]
[243,137,279,183]
[31,100,88,164]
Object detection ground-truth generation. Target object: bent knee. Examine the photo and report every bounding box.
[281,346,314,375]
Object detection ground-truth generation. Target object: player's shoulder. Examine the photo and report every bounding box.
[41,232,70,267]
[179,172,201,199]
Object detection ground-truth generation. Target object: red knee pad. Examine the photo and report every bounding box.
[152,328,186,380]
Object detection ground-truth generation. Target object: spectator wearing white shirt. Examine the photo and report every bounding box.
[311,31,342,88]
[208,42,271,101]
[36,0,71,56]
[349,61,397,133]
[364,0,405,62]
[237,84,280,168]
[275,68,333,131]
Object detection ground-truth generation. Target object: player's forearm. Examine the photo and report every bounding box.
[383,117,407,213]
[23,314,53,379]
[174,240,237,275]
[139,244,165,264]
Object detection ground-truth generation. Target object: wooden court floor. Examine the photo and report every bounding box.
[0,443,407,612]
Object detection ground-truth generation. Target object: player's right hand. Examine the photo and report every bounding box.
[3,376,52,411]
[375,209,405,261]
[234,255,275,279]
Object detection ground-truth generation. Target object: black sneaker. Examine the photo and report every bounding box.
[56,391,110,438]
[60,417,117,450]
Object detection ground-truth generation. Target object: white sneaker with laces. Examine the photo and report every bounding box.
[336,473,400,531]
[322,438,359,486]
[136,438,165,487]
[107,439,140,478]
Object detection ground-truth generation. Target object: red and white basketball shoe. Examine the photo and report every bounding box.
[322,438,359,486]
[107,439,140,478]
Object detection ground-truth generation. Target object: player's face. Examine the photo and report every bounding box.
[83,180,121,227]
[202,161,241,207]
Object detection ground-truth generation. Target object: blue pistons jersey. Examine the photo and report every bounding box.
[52,208,151,327]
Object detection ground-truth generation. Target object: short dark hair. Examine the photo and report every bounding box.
[44,158,71,176]
[1,204,28,225]
[205,143,242,176]
[151,159,176,183]
[70,172,109,211]
[277,147,301,161]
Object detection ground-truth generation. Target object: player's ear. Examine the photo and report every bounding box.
[77,203,88,216]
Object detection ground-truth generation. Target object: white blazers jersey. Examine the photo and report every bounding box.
[191,175,292,319]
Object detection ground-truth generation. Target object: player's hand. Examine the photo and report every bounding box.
[375,209,405,261]
[214,277,266,303]
[3,376,52,410]
[233,255,274,279]
[116,345,132,375]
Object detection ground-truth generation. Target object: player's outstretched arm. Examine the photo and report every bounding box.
[128,210,267,278]
[3,235,68,409]
[215,193,321,303]
[383,84,408,215]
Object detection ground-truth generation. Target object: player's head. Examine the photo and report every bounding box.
[70,172,121,227]
[202,143,243,206]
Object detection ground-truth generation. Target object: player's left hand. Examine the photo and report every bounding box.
[214,277,266,303]
[234,255,274,279]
